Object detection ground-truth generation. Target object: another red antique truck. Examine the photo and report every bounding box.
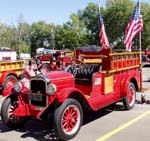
[0,61,24,93]
[1,46,142,140]
[0,48,25,93]
[34,48,63,63]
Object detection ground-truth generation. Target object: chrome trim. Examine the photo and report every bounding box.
[29,75,50,108]
[47,83,57,95]
[14,82,22,93]
[28,93,48,108]
[30,74,50,83]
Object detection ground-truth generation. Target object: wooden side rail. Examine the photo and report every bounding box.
[0,60,24,72]
[79,54,104,64]
[109,52,142,70]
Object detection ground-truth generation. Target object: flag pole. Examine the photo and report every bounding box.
[139,0,142,66]
[98,4,100,29]
[139,0,143,91]
[99,4,101,13]
[98,4,100,48]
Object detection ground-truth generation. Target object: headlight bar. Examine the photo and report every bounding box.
[47,83,56,95]
[14,82,22,93]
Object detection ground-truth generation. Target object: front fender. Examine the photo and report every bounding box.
[2,85,14,97]
[2,79,30,97]
[56,87,84,103]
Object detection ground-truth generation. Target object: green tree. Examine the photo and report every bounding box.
[0,23,14,48]
[29,21,52,56]
[63,13,88,50]
[14,21,31,54]
[104,0,134,49]
[105,0,150,50]
[78,3,99,45]
[140,2,150,49]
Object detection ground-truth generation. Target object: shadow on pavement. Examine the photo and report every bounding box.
[0,121,12,132]
[142,64,150,67]
[0,103,125,141]
[83,103,125,125]
[0,119,63,141]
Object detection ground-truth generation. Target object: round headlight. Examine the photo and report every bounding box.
[14,82,22,93]
[47,84,56,95]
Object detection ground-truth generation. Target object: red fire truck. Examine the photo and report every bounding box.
[0,48,24,93]
[35,48,62,63]
[0,60,24,93]
[0,46,142,140]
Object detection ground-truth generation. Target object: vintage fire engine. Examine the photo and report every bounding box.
[0,48,25,93]
[1,46,142,140]
[34,48,62,63]
[0,61,24,93]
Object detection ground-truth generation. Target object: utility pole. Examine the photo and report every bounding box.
[17,15,23,59]
[50,28,55,50]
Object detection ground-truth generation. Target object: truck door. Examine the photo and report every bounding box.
[91,73,114,96]
[90,73,104,97]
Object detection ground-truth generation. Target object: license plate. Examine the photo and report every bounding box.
[29,93,43,101]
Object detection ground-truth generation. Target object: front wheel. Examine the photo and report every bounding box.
[1,96,27,129]
[123,82,136,110]
[54,98,83,140]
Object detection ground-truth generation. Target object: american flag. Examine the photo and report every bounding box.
[124,1,143,52]
[98,9,109,48]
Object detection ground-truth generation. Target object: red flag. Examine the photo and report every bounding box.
[98,10,109,48]
[124,1,143,52]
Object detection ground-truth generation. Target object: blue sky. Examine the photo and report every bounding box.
[0,0,149,26]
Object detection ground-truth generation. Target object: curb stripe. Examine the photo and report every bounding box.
[97,111,150,141]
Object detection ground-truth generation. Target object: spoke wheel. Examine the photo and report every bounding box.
[123,83,136,110]
[61,104,81,135]
[127,86,135,106]
[1,96,27,129]
[7,101,25,124]
[54,98,83,140]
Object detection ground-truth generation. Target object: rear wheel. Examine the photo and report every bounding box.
[1,96,27,129]
[123,82,136,110]
[54,98,83,140]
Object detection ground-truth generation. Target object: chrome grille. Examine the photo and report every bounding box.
[29,77,47,107]
[30,79,46,93]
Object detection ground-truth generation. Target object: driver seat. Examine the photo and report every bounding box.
[75,64,102,85]
[65,63,102,85]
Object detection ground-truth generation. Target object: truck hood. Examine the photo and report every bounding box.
[30,71,75,94]
[44,71,74,81]
[43,71,75,90]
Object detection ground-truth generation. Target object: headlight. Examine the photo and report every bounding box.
[47,84,56,95]
[14,82,22,93]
